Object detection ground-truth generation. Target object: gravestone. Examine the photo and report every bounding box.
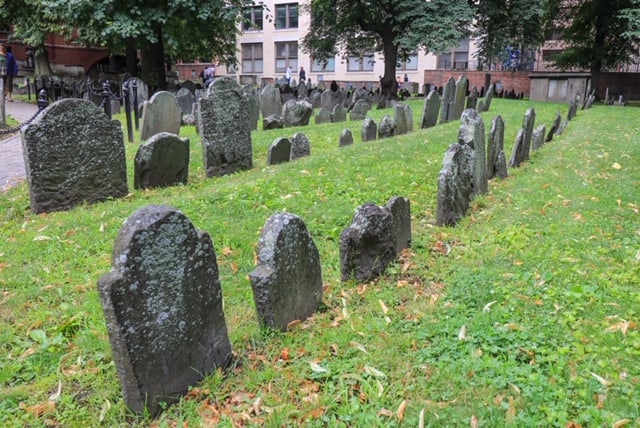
[267,137,291,165]
[321,89,342,111]
[487,115,507,180]
[126,77,149,111]
[556,119,568,135]
[339,129,354,147]
[439,77,455,123]
[351,88,372,107]
[567,95,579,120]
[476,99,485,113]
[21,99,128,214]
[361,118,377,142]
[457,109,487,196]
[466,87,478,110]
[198,77,252,177]
[290,133,311,160]
[283,99,313,127]
[242,85,260,130]
[349,99,371,121]
[436,143,473,226]
[531,124,546,151]
[263,114,285,130]
[584,90,596,109]
[339,203,396,282]
[394,103,409,135]
[452,75,468,120]
[546,111,562,142]
[176,87,195,117]
[484,83,495,111]
[509,129,526,168]
[98,205,231,416]
[260,85,283,118]
[180,80,197,94]
[420,89,441,129]
[315,107,332,125]
[297,80,308,98]
[134,132,189,189]
[140,91,182,141]
[332,104,347,123]
[521,108,536,161]
[378,115,395,139]
[386,196,411,253]
[249,212,323,331]
[403,103,413,132]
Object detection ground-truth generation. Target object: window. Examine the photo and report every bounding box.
[347,54,375,72]
[275,3,298,29]
[311,58,335,72]
[242,6,263,31]
[396,52,418,71]
[437,38,469,70]
[242,43,263,73]
[275,41,298,73]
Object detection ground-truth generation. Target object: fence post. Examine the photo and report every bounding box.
[132,79,139,130]
[123,81,134,143]
[37,88,49,112]
[102,81,112,119]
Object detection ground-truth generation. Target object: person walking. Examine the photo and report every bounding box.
[0,44,7,101]
[285,66,292,86]
[299,66,306,83]
[4,46,17,101]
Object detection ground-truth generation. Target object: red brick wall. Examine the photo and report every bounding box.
[423,70,532,96]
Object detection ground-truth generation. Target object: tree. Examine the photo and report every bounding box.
[302,0,473,105]
[546,0,640,86]
[473,0,547,71]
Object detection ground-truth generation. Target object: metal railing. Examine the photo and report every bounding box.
[0,89,49,136]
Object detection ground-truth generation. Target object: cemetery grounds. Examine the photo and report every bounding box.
[0,98,639,426]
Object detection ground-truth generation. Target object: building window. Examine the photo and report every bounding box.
[397,52,418,71]
[242,6,263,31]
[437,38,469,70]
[275,41,298,73]
[275,3,298,29]
[242,43,263,73]
[311,57,335,72]
[347,54,375,72]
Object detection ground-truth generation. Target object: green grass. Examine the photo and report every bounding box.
[1,98,639,427]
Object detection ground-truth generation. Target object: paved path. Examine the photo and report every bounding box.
[1,101,39,191]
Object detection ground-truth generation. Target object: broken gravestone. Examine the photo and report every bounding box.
[486,115,507,180]
[249,212,323,331]
[97,205,231,415]
[436,143,473,226]
[134,132,189,189]
[457,109,487,196]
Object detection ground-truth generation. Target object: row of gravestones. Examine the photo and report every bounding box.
[98,196,411,415]
[435,94,580,226]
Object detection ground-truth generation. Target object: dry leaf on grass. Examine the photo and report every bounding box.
[396,400,407,422]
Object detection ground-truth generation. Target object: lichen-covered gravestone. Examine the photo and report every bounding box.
[521,108,536,160]
[290,133,311,160]
[394,103,409,135]
[349,99,371,121]
[267,137,291,165]
[487,115,508,180]
[249,212,323,331]
[439,77,456,123]
[198,77,252,177]
[378,115,395,139]
[452,75,468,120]
[386,196,411,253]
[509,129,526,168]
[140,91,182,141]
[546,111,561,142]
[457,109,487,196]
[531,124,546,151]
[361,118,377,142]
[97,205,232,415]
[21,98,128,214]
[283,99,313,126]
[315,107,332,125]
[339,129,354,147]
[134,132,190,189]
[332,104,347,123]
[176,87,195,117]
[420,89,441,129]
[260,85,283,118]
[436,143,473,226]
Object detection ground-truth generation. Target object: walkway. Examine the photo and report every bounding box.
[0,100,39,191]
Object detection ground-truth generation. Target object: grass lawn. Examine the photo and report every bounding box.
[0,97,638,427]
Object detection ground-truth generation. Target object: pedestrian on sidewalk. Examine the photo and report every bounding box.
[0,44,7,99]
[4,46,17,102]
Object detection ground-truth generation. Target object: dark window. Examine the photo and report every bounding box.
[275,3,298,29]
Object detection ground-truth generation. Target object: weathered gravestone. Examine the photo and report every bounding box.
[260,85,283,118]
[394,103,409,135]
[487,115,508,180]
[339,129,354,147]
[521,108,536,161]
[546,111,562,142]
[509,129,526,168]
[297,80,308,98]
[140,91,182,141]
[97,205,232,415]
[339,203,396,282]
[567,95,579,120]
[321,88,342,111]
[386,196,411,253]
[176,87,195,117]
[436,143,473,226]
[198,77,252,177]
[126,77,149,111]
[403,103,413,132]
[378,115,395,139]
[134,132,189,189]
[439,77,456,123]
[283,99,313,127]
[556,119,568,135]
[249,212,323,331]
[361,118,377,142]
[420,89,441,129]
[483,83,495,111]
[531,124,546,151]
[267,137,291,165]
[263,114,285,130]
[242,85,260,130]
[21,99,128,214]
[180,80,197,95]
[315,107,332,125]
[476,99,485,114]
[290,132,311,160]
[452,75,468,120]
[457,109,488,196]
[332,104,347,123]
[350,88,372,107]
[466,86,479,110]
[349,99,371,121]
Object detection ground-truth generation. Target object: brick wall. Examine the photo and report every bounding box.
[423,70,532,96]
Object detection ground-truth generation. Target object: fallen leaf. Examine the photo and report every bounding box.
[379,300,389,314]
[377,408,393,417]
[309,362,328,373]
[349,341,367,353]
[483,300,497,313]
[279,348,290,361]
[613,419,632,428]
[506,396,516,421]
[21,401,56,417]
[612,162,622,169]
[33,235,52,241]
[419,408,425,428]
[99,399,111,423]
[458,325,467,341]
[396,400,407,422]
[572,212,584,222]
[49,380,62,401]
[590,371,612,386]
[470,414,478,428]
[363,365,386,378]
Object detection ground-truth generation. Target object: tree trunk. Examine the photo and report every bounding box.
[378,35,399,109]
[140,27,167,92]
[125,38,138,77]
[34,47,52,76]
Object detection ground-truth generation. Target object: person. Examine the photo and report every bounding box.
[299,66,306,83]
[285,66,292,85]
[0,44,7,101]
[404,73,409,82]
[4,46,17,101]
[202,64,215,88]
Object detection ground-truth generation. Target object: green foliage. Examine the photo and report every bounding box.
[1,99,639,425]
